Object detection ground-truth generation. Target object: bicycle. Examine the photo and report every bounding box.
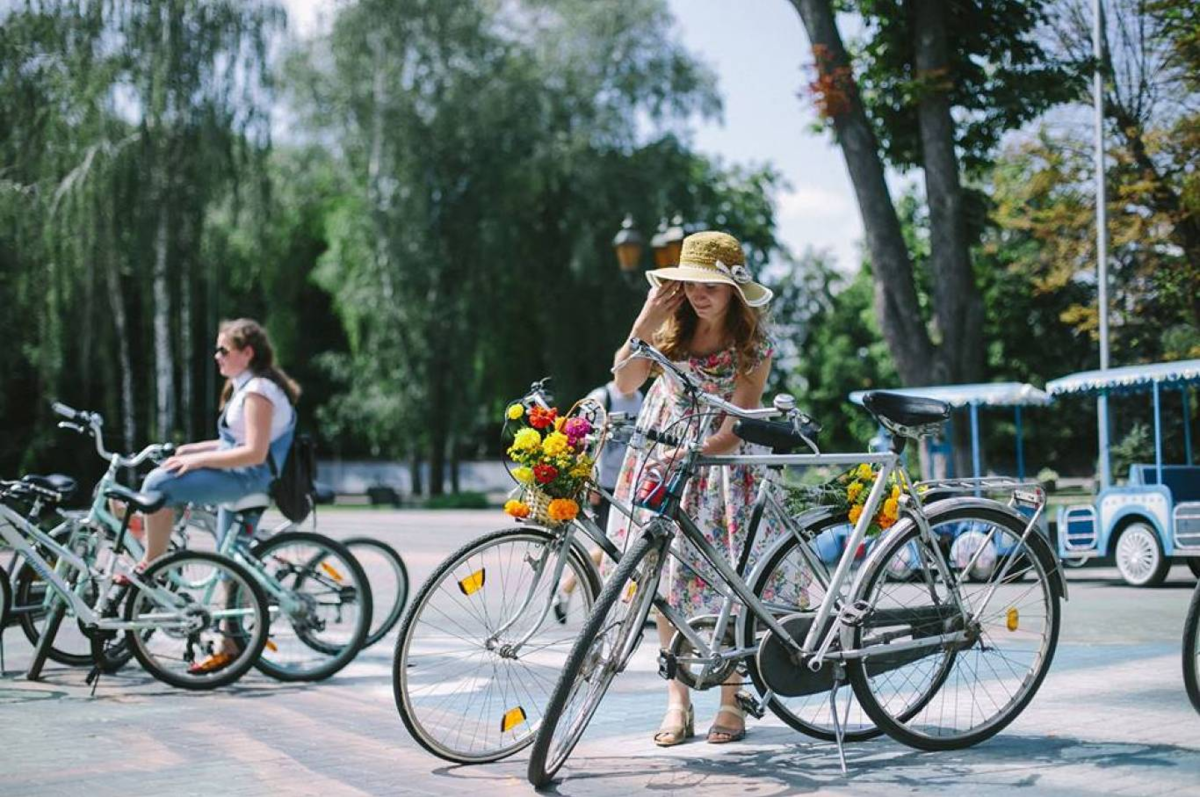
[1184,578,1200,714]
[27,403,373,682]
[394,379,889,764]
[0,473,271,690]
[526,338,1065,786]
[181,503,408,649]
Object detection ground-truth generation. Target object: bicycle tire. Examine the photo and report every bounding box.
[1183,580,1200,715]
[0,565,10,632]
[343,536,409,648]
[848,504,1060,751]
[394,525,602,764]
[741,512,882,742]
[123,550,270,690]
[527,529,664,788]
[250,531,373,682]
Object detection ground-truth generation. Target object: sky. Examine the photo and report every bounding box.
[280,0,875,274]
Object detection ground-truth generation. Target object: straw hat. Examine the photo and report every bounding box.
[646,231,773,308]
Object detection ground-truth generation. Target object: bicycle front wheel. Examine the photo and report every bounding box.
[394,526,602,764]
[123,550,270,690]
[848,504,1061,750]
[527,528,664,788]
[250,531,373,682]
[1184,581,1200,715]
[343,536,409,648]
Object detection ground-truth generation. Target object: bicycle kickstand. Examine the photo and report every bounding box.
[84,663,103,697]
[827,664,851,775]
[1,631,7,674]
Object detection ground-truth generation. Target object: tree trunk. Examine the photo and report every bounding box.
[913,0,984,388]
[152,198,174,439]
[180,251,193,440]
[409,449,423,499]
[105,239,136,454]
[790,0,936,386]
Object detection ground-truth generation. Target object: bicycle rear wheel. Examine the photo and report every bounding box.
[250,531,372,681]
[394,526,601,764]
[743,512,880,742]
[123,550,270,690]
[15,561,96,666]
[1184,581,1200,715]
[343,536,409,648]
[849,504,1060,750]
[527,528,664,788]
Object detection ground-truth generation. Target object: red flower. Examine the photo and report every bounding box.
[528,406,557,430]
[534,464,559,484]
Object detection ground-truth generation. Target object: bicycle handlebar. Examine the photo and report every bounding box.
[50,400,172,467]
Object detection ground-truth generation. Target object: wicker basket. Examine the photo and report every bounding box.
[524,486,556,525]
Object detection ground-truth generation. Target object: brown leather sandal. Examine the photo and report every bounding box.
[706,704,746,744]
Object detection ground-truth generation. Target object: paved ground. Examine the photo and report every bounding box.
[2,509,1199,796]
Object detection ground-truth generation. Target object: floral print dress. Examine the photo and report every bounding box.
[605,339,808,617]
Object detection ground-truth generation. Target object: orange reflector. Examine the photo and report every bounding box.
[320,562,345,583]
[1006,607,1019,632]
[265,639,278,652]
[622,580,638,604]
[501,706,527,733]
[458,569,486,596]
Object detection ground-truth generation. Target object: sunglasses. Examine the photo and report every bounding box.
[214,345,231,357]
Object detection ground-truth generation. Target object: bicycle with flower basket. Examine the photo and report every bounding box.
[525,338,1067,787]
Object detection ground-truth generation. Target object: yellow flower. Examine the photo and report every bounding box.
[512,466,534,485]
[512,428,541,452]
[547,498,579,523]
[848,504,863,525]
[542,431,570,457]
[571,459,593,479]
[504,499,531,519]
[883,497,899,521]
[856,463,874,481]
[554,416,566,432]
[506,403,524,421]
[846,481,864,503]
[890,484,901,500]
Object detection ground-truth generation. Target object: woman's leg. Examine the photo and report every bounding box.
[653,613,694,744]
[141,507,175,563]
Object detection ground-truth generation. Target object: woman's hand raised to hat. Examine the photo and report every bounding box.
[632,282,685,339]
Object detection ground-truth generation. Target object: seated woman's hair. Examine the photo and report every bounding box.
[218,318,302,407]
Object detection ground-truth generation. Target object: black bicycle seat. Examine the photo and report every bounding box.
[22,473,78,498]
[104,484,166,514]
[861,391,950,436]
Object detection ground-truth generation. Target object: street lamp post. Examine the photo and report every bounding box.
[612,214,643,274]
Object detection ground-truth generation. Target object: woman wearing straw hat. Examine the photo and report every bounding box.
[609,230,801,746]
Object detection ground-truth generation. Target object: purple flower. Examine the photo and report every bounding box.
[563,417,591,443]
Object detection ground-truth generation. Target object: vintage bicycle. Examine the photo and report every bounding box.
[525,339,1065,785]
[1183,578,1200,714]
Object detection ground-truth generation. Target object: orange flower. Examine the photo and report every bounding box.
[504,499,531,519]
[848,504,863,525]
[547,498,579,523]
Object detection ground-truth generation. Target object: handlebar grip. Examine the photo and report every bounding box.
[51,401,78,420]
[644,429,682,448]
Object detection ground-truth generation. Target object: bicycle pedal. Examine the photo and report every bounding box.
[838,600,872,627]
[734,689,765,720]
[657,649,678,681]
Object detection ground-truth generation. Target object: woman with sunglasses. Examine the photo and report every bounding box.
[130,318,300,671]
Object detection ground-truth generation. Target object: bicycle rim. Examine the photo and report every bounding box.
[344,537,409,648]
[124,551,269,690]
[528,531,663,788]
[1183,582,1200,715]
[395,526,600,764]
[849,506,1060,749]
[742,514,880,742]
[251,532,372,681]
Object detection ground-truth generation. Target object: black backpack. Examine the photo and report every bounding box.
[269,433,317,523]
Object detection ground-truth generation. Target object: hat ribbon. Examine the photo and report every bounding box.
[713,259,753,285]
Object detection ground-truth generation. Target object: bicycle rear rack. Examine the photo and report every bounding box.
[916,477,1045,510]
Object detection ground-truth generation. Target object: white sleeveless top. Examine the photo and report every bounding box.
[224,372,295,444]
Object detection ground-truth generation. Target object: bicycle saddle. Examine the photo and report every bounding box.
[22,473,77,498]
[861,391,950,437]
[733,418,815,454]
[104,484,166,514]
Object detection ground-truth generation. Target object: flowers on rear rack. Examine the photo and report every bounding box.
[502,401,595,523]
[784,464,905,537]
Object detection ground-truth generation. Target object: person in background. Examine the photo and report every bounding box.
[585,380,644,530]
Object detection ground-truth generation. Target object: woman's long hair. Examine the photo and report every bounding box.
[218,318,302,408]
[653,285,768,376]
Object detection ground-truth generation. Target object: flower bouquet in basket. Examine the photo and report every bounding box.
[501,402,596,525]
[783,463,904,537]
